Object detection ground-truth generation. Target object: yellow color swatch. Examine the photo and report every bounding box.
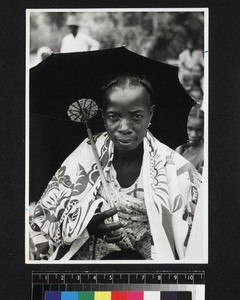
[94,291,111,300]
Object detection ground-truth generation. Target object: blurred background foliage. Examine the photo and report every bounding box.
[30,11,204,63]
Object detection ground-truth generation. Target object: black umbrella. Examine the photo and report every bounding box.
[29,47,195,202]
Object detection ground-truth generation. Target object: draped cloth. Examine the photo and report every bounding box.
[29,131,202,261]
[175,142,204,174]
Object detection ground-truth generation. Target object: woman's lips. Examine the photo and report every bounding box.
[117,139,133,144]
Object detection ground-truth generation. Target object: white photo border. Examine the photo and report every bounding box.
[25,7,208,264]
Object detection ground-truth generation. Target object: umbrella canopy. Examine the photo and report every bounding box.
[29,47,195,202]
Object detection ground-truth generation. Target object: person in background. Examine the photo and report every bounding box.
[31,46,52,68]
[175,107,204,174]
[181,74,194,92]
[191,63,204,90]
[37,46,52,61]
[60,15,100,53]
[178,39,204,84]
[188,85,203,105]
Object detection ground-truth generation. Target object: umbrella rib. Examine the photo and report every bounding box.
[158,123,187,138]
[83,100,92,120]
[71,111,82,122]
[72,103,80,110]
[30,124,84,137]
[31,112,73,122]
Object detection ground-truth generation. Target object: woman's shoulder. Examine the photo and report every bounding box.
[63,132,108,164]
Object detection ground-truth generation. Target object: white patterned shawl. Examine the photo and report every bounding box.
[29,131,202,261]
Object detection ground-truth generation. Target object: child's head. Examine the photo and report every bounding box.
[189,86,203,104]
[187,107,204,146]
[191,64,204,81]
[182,74,194,91]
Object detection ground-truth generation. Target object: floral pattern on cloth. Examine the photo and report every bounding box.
[29,131,202,261]
[107,165,152,259]
[71,164,152,260]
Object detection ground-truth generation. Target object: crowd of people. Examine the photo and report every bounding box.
[177,39,205,173]
[34,16,205,108]
[178,39,204,106]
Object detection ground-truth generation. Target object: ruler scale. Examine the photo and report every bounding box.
[32,271,205,300]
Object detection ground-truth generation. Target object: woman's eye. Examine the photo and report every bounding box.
[132,114,143,120]
[108,114,119,120]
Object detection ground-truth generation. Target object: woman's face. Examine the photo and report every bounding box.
[102,85,154,152]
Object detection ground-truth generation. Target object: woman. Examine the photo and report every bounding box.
[29,74,201,261]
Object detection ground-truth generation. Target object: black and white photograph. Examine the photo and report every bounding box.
[26,9,208,263]
[3,1,240,299]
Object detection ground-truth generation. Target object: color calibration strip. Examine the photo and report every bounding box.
[45,291,192,300]
[32,272,204,300]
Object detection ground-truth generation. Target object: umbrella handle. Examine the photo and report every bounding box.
[87,128,127,242]
[86,128,115,209]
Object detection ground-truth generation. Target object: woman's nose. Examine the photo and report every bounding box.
[118,118,131,133]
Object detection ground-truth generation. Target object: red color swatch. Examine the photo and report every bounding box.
[111,291,128,300]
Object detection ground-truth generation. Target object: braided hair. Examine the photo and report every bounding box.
[188,105,204,120]
[100,74,155,109]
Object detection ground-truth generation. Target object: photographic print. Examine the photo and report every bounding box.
[26,8,208,263]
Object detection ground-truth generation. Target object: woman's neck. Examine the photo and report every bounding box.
[113,143,143,187]
[113,143,143,165]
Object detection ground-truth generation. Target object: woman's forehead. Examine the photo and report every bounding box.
[104,85,151,108]
[109,84,147,97]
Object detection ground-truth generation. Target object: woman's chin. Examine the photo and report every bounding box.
[115,143,136,152]
[114,140,143,152]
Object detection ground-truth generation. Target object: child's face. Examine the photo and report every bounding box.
[102,85,154,152]
[187,117,204,146]
[189,90,203,103]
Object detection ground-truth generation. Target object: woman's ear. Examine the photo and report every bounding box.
[99,108,104,119]
[99,108,107,128]
[149,105,155,121]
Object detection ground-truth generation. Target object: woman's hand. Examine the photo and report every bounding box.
[87,206,123,243]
